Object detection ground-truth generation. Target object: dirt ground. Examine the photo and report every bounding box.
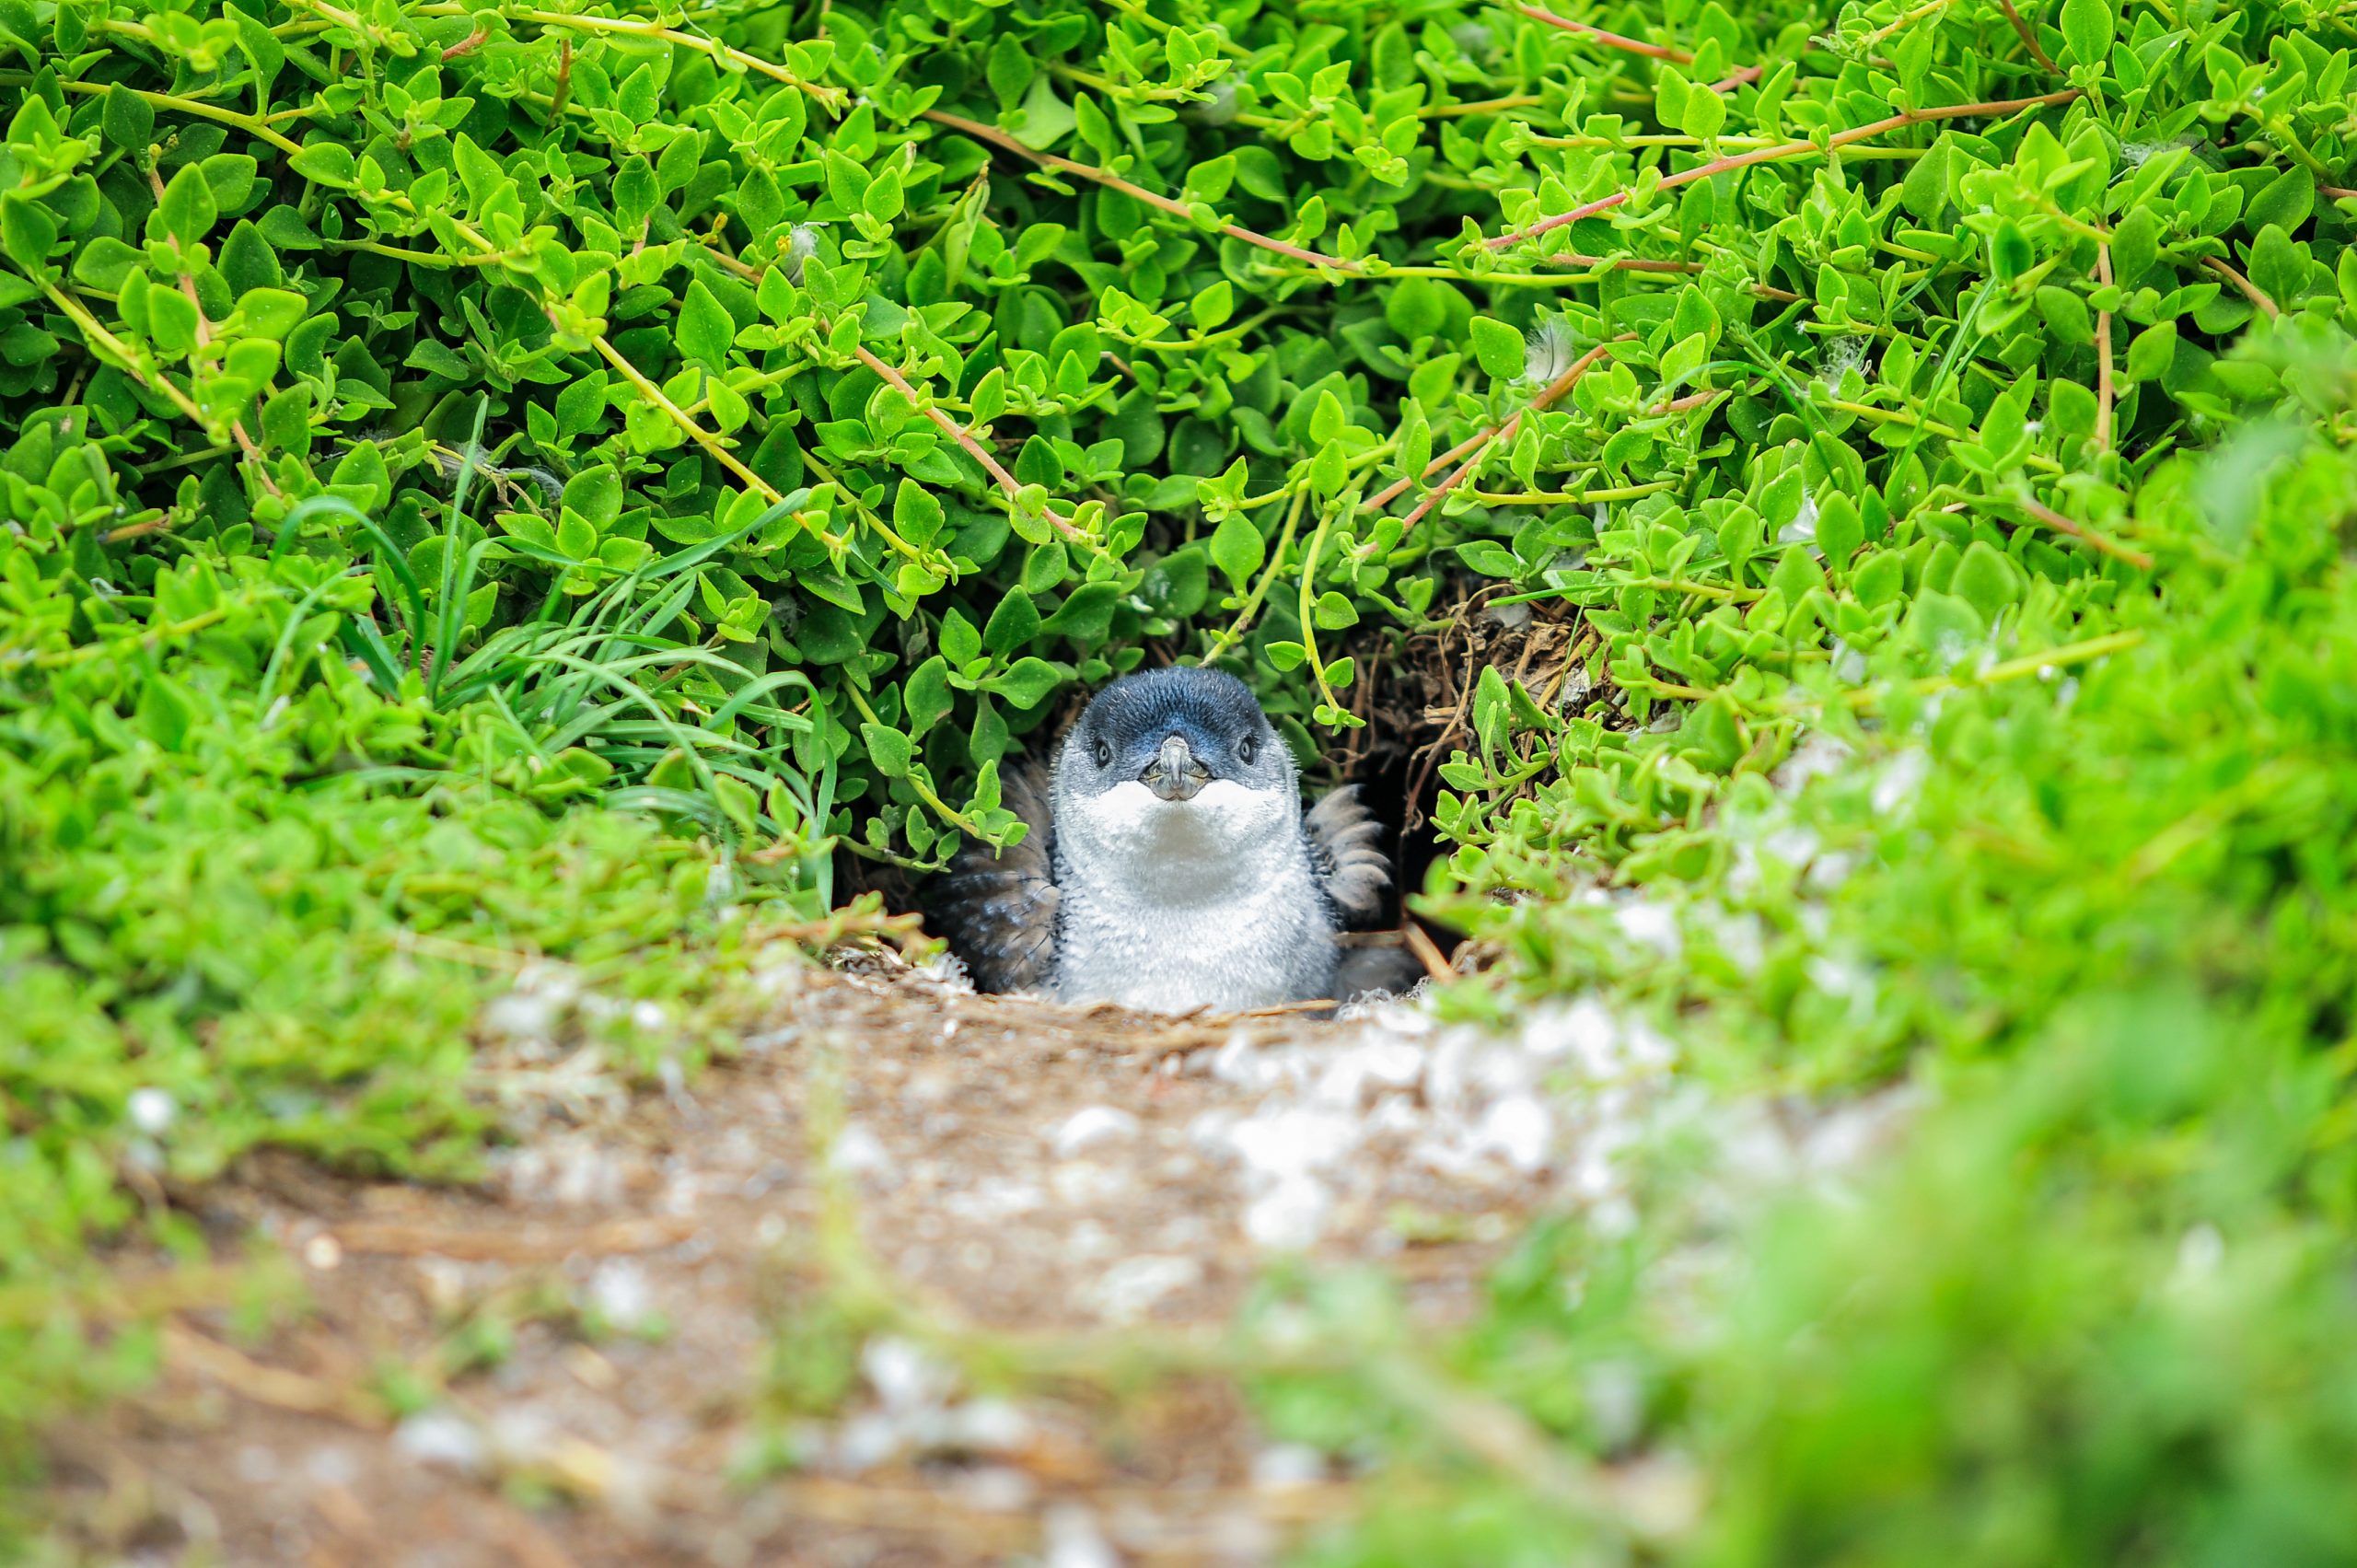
[40,951,1631,1568]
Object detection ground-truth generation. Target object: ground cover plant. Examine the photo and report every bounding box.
[5,0,2357,1555]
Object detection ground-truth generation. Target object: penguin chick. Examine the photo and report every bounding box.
[927,668,1390,1014]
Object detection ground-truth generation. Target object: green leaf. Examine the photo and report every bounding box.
[72,236,142,290]
[1680,80,1724,141]
[1989,219,2032,285]
[1386,280,1450,341]
[1308,443,1350,496]
[2110,205,2160,287]
[563,466,623,528]
[894,480,945,546]
[1313,591,1359,630]
[1816,494,1864,565]
[941,607,982,665]
[861,722,912,777]
[1209,511,1265,590]
[1951,540,2020,624]
[1192,280,1234,331]
[988,656,1062,708]
[2248,166,2315,235]
[1008,74,1077,151]
[905,656,954,735]
[2037,285,2093,346]
[236,287,307,340]
[2124,320,2177,382]
[864,166,905,224]
[556,374,607,439]
[2059,0,2114,67]
[982,587,1041,653]
[556,511,598,559]
[220,220,283,293]
[287,141,357,189]
[987,33,1035,106]
[1457,540,1519,576]
[0,195,56,270]
[679,279,735,369]
[102,85,153,150]
[1469,315,1525,379]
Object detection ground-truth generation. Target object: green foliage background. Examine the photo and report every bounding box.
[5,0,2357,1554]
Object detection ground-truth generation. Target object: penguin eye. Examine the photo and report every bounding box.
[1238,735,1258,763]
[1093,738,1112,768]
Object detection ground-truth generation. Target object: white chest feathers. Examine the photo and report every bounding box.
[1051,779,1336,1013]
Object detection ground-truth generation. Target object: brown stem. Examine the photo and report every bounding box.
[1992,0,2059,73]
[1404,920,1456,981]
[2016,496,2153,569]
[174,268,284,500]
[104,513,177,543]
[230,418,284,499]
[1395,342,1622,533]
[1654,387,1726,414]
[547,39,573,122]
[2094,242,2114,452]
[850,343,1088,544]
[921,108,1363,272]
[1487,88,2082,250]
[2322,183,2357,200]
[697,237,1087,545]
[2201,254,2280,319]
[1370,334,1639,512]
[1368,426,1495,512]
[1516,5,1685,61]
[441,25,488,60]
[1515,5,1764,87]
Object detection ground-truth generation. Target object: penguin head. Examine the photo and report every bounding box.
[1051,668,1300,896]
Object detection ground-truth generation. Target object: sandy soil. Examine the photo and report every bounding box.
[40,956,1626,1567]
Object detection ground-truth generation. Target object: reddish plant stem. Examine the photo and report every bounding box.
[2017,496,2153,569]
[1992,0,2059,73]
[547,40,573,122]
[105,514,175,543]
[2323,184,2357,200]
[1368,427,1492,512]
[2201,254,2280,319]
[1393,343,1622,533]
[1516,5,1684,61]
[2094,243,2114,452]
[1654,387,1725,414]
[441,26,489,60]
[1369,334,1638,511]
[849,343,1089,544]
[1516,5,1768,88]
[922,108,1363,272]
[700,238,1087,544]
[1486,87,2082,251]
[168,259,284,502]
[1551,251,1701,273]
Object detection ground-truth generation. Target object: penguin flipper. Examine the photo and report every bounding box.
[925,761,1060,993]
[1305,783,1391,927]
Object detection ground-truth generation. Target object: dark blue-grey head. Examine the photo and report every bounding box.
[1061,668,1290,802]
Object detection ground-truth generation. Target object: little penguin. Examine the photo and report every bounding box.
[926,668,1393,1014]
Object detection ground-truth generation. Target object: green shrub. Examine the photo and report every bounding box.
[6,0,2357,1555]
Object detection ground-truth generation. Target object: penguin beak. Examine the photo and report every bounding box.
[1142,735,1211,802]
